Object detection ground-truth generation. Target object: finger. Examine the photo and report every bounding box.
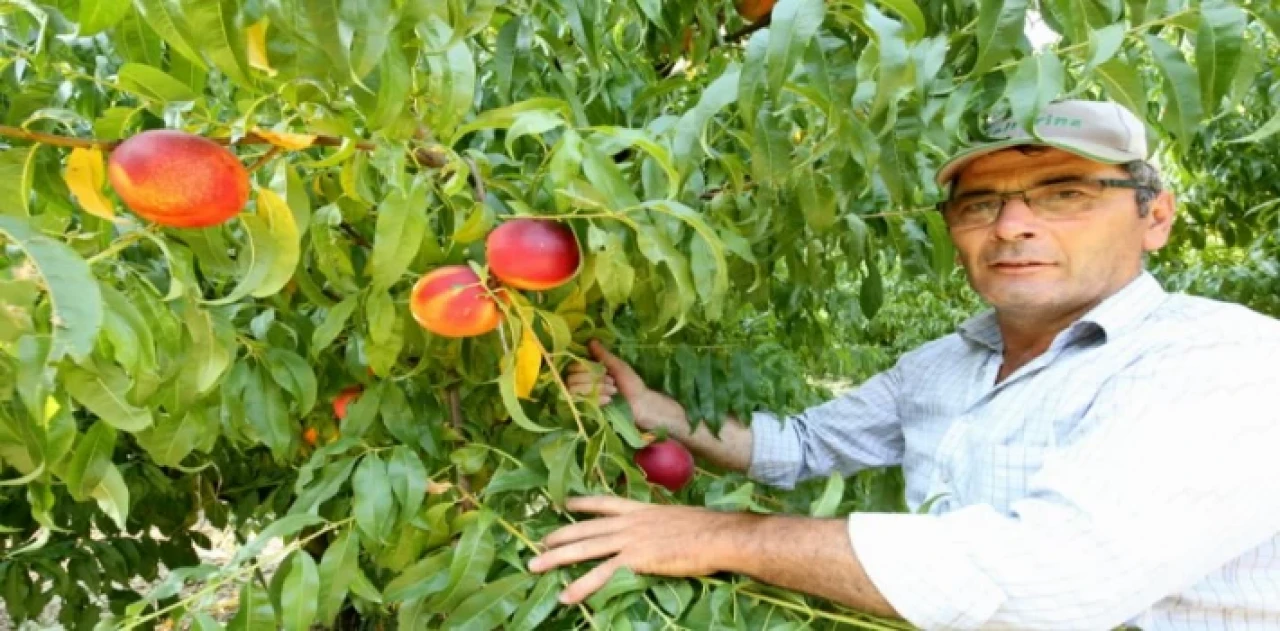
[565,495,646,516]
[565,373,599,390]
[588,340,646,398]
[558,558,623,605]
[542,516,626,548]
[529,535,623,573]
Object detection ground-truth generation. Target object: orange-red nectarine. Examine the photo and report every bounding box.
[486,218,581,291]
[107,130,250,228]
[409,265,503,338]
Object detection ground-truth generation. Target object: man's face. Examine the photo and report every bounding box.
[946,147,1173,320]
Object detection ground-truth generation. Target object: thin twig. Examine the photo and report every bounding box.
[445,384,476,511]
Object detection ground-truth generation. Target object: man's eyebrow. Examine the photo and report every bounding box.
[952,173,1096,197]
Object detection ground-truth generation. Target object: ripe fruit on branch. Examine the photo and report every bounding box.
[410,265,503,338]
[107,129,250,228]
[485,218,581,291]
[302,427,319,446]
[333,386,361,420]
[634,439,695,492]
[735,0,776,21]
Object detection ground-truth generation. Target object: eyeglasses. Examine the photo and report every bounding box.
[936,178,1153,230]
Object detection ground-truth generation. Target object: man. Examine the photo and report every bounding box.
[528,100,1280,630]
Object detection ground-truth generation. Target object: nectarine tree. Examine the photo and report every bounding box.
[0,0,1277,629]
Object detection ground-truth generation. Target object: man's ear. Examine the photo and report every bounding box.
[1143,189,1176,252]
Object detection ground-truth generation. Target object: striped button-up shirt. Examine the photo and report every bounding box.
[748,272,1280,630]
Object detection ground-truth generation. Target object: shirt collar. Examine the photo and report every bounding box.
[957,271,1169,352]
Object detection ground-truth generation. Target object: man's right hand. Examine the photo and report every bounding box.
[565,340,755,473]
[565,340,686,433]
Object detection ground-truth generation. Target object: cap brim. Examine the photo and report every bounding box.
[934,138,1141,187]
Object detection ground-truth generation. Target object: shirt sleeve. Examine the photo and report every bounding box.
[748,361,905,489]
[846,340,1280,631]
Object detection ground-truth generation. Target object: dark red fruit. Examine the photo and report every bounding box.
[634,440,694,492]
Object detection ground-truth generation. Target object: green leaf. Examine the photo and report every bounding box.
[179,0,255,89]
[588,127,678,198]
[509,570,563,631]
[651,581,694,617]
[99,282,157,377]
[1004,52,1064,133]
[135,408,213,467]
[1144,35,1203,151]
[860,255,884,319]
[289,457,358,516]
[588,226,634,307]
[89,465,130,530]
[603,401,645,449]
[0,216,102,361]
[228,583,276,631]
[263,348,317,415]
[349,567,383,603]
[316,528,360,626]
[1084,23,1125,70]
[201,215,280,305]
[672,67,739,185]
[809,472,845,518]
[499,354,556,433]
[131,0,207,70]
[450,98,573,144]
[876,0,926,40]
[384,548,454,603]
[79,0,132,34]
[116,63,198,102]
[243,365,291,460]
[182,305,234,395]
[370,179,428,289]
[751,108,790,190]
[230,514,325,567]
[65,421,117,501]
[63,363,153,431]
[353,453,397,544]
[426,513,496,612]
[387,446,428,529]
[798,171,838,233]
[420,17,476,140]
[766,0,826,100]
[1093,58,1148,119]
[1195,0,1246,113]
[972,0,1029,76]
[0,146,39,217]
[115,8,162,67]
[540,434,577,508]
[443,573,532,631]
[585,567,653,609]
[311,295,357,356]
[1230,110,1280,144]
[279,551,320,631]
[252,189,301,298]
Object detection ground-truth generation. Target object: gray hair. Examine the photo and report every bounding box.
[1123,161,1163,217]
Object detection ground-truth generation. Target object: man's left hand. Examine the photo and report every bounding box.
[528,495,743,604]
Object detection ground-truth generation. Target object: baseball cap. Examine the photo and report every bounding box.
[934,100,1149,187]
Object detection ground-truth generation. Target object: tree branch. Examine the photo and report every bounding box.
[725,14,772,44]
[0,124,449,169]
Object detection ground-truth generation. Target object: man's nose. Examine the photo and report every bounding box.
[991,195,1039,241]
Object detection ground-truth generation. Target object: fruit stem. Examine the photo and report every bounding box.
[247,145,283,173]
[444,383,476,511]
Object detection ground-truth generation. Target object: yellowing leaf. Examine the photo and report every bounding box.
[515,321,542,399]
[65,148,115,220]
[254,128,316,150]
[245,19,276,77]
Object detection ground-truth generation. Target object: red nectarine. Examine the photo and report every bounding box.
[486,218,581,291]
[333,386,361,421]
[635,439,694,492]
[409,265,503,337]
[107,129,250,228]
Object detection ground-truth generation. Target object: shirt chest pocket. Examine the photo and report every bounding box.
[956,442,1048,514]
